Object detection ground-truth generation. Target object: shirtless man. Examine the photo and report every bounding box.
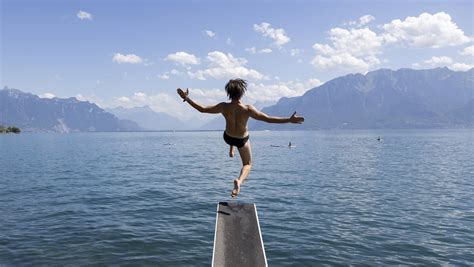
[177,79,304,197]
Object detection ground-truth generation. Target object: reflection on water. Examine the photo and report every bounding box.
[1,130,473,265]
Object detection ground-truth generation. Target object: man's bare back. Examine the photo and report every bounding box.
[177,79,304,198]
[222,102,251,138]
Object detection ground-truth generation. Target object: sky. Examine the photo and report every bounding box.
[1,0,473,120]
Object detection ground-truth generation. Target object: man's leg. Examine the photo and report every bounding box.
[229,145,234,157]
[231,141,252,197]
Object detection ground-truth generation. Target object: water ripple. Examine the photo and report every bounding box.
[1,130,473,266]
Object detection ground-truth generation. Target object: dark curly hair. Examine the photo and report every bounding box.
[225,79,247,100]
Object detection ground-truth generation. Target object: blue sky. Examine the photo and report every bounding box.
[1,0,473,119]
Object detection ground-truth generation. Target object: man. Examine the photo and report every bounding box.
[177,79,304,197]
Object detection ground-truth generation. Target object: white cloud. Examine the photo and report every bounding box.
[245,47,257,54]
[170,69,181,75]
[306,78,323,88]
[188,51,265,80]
[312,53,380,72]
[246,78,322,103]
[412,56,472,71]
[359,15,375,26]
[253,22,290,48]
[108,77,323,121]
[382,12,470,48]
[157,69,183,80]
[449,63,473,71]
[76,94,105,107]
[112,53,143,64]
[112,91,191,119]
[290,49,302,56]
[259,48,272,54]
[311,12,470,72]
[349,15,375,27]
[116,96,131,103]
[460,45,474,56]
[40,93,56,99]
[205,30,216,37]
[311,27,383,72]
[187,88,227,104]
[158,74,170,80]
[165,51,200,65]
[170,78,322,105]
[412,56,452,69]
[77,10,93,20]
[329,27,383,55]
[426,56,453,65]
[245,47,272,54]
[226,38,234,46]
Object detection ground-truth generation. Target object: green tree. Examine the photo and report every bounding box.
[9,127,21,133]
[0,125,21,134]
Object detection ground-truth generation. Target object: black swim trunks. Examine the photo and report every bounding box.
[223,131,249,148]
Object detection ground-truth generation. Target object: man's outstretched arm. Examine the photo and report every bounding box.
[177,88,224,114]
[248,105,304,124]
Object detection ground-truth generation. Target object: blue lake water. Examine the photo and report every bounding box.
[1,130,473,266]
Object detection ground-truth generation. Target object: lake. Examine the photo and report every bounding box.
[1,130,473,266]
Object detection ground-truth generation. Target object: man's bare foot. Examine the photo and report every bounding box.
[229,146,234,157]
[231,179,241,198]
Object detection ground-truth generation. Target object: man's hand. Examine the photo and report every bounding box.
[289,111,304,124]
[177,88,189,102]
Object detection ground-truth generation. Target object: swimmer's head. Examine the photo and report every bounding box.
[225,79,247,100]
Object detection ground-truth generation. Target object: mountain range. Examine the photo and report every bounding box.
[251,67,473,130]
[0,88,141,132]
[107,105,204,131]
[1,67,472,132]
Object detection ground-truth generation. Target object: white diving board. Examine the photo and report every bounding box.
[212,202,268,267]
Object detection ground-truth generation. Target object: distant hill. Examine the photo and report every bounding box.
[0,88,141,132]
[107,105,203,131]
[199,115,225,130]
[3,67,472,132]
[251,67,474,130]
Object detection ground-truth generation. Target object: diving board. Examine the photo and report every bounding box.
[212,202,268,267]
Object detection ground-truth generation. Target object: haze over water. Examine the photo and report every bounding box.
[1,130,473,266]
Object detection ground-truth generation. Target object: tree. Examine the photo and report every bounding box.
[8,127,21,133]
[0,125,21,134]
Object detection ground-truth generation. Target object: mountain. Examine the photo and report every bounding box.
[253,100,277,110]
[251,67,474,130]
[0,88,141,132]
[199,115,225,130]
[107,105,202,130]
